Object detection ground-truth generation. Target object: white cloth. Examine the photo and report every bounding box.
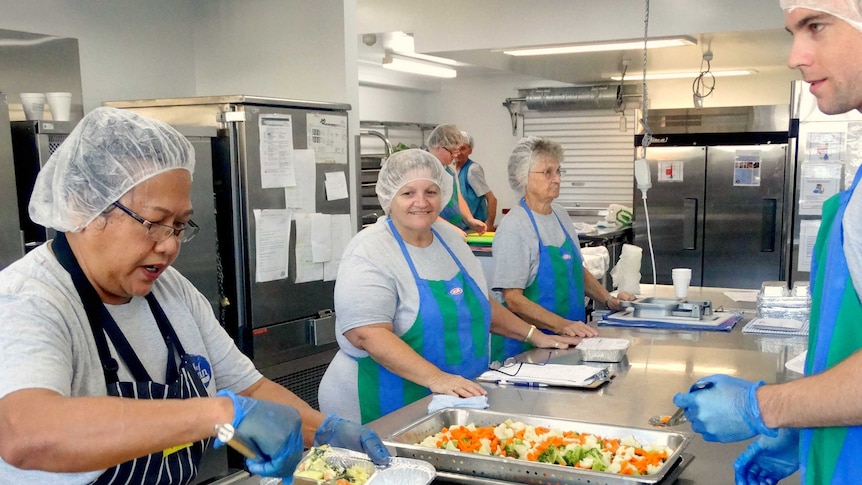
[491,202,583,291]
[0,242,261,483]
[427,394,489,414]
[318,217,489,423]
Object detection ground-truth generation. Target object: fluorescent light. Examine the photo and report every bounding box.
[503,36,696,56]
[382,53,457,78]
[609,69,757,81]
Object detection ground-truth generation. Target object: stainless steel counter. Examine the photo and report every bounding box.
[368,285,808,485]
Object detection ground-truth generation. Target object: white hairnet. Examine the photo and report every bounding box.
[781,0,862,31]
[507,136,564,192]
[460,130,474,148]
[29,106,194,232]
[425,124,463,149]
[376,148,453,214]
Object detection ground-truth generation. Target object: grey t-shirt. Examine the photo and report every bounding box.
[492,202,582,292]
[464,160,491,197]
[318,217,488,423]
[844,182,862,298]
[0,242,261,483]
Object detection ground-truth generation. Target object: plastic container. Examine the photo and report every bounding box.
[576,337,630,362]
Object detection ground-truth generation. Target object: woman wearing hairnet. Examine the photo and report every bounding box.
[491,137,635,361]
[0,107,388,484]
[425,124,487,235]
[317,149,578,424]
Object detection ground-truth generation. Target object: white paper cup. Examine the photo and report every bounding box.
[46,92,72,121]
[19,93,46,120]
[672,268,692,299]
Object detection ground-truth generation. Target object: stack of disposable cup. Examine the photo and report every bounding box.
[19,93,46,120]
[610,244,642,295]
[46,92,72,121]
[671,268,692,299]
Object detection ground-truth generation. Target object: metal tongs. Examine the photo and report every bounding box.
[214,423,260,460]
[649,380,714,427]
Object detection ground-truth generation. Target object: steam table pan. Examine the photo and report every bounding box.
[383,408,692,485]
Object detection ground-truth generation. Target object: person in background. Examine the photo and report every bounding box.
[425,124,487,235]
[317,149,579,424]
[0,107,388,484]
[673,1,862,483]
[491,137,635,361]
[454,131,498,231]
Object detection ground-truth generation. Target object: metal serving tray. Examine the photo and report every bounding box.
[383,408,692,485]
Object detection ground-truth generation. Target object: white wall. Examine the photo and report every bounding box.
[1,0,198,111]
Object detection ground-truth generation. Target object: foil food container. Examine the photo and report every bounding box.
[383,408,691,485]
[576,337,630,362]
[293,446,435,485]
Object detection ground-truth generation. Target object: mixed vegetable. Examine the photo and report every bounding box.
[293,446,372,484]
[416,419,673,476]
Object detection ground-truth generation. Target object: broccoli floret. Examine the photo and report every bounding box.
[563,447,585,466]
[537,445,567,466]
[503,443,518,458]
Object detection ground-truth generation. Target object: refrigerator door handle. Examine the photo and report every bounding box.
[761,198,777,252]
[683,198,698,250]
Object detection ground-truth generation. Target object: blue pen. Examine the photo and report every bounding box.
[498,380,548,388]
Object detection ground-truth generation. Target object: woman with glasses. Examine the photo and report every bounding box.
[425,124,487,236]
[318,149,578,424]
[0,107,388,483]
[490,137,635,361]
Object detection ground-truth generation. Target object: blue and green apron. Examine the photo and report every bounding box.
[490,199,585,361]
[458,159,488,226]
[53,232,210,485]
[801,168,862,484]
[356,218,491,423]
[439,167,464,228]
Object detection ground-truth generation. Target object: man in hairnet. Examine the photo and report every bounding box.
[454,131,498,231]
[0,107,389,484]
[425,124,487,235]
[673,1,862,483]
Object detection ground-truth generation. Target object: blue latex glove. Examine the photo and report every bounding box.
[214,390,304,479]
[313,414,392,466]
[734,428,800,485]
[672,374,777,442]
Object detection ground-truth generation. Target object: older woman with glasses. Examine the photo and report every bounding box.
[0,107,388,483]
[425,124,487,236]
[318,148,578,424]
[490,137,635,361]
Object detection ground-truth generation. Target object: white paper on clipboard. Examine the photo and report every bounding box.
[477,363,609,388]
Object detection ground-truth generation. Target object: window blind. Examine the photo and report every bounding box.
[523,109,634,211]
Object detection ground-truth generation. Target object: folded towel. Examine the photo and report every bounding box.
[427,394,489,414]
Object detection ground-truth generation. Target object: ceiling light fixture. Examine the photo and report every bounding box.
[502,36,696,56]
[608,69,755,81]
[382,52,457,78]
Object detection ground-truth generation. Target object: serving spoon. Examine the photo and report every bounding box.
[648,380,713,427]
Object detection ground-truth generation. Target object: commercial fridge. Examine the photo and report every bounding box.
[633,106,790,289]
[105,96,352,410]
[787,80,862,286]
[0,95,23,270]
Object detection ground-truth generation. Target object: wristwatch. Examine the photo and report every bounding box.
[604,294,615,307]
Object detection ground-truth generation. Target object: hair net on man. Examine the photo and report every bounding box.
[376,148,453,214]
[29,106,194,233]
[507,136,564,192]
[781,0,862,31]
[425,124,463,149]
[460,131,474,148]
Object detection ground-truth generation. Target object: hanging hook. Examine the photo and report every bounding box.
[502,98,524,136]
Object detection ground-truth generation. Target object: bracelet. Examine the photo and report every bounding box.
[524,325,536,342]
[604,294,615,307]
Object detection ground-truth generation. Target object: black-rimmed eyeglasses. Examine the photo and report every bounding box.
[529,168,566,180]
[442,146,460,156]
[111,202,199,243]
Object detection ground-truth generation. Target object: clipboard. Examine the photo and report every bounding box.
[477,363,613,389]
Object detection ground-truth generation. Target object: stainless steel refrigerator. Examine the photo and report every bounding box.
[633,106,790,289]
[787,80,862,286]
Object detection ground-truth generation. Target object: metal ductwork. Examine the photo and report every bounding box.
[524,86,621,111]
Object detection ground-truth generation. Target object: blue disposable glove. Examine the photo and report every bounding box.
[672,374,777,442]
[313,414,392,466]
[214,390,304,479]
[734,428,800,485]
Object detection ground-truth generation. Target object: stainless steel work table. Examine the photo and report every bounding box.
[368,285,808,485]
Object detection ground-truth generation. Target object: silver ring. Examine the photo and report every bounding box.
[553,342,560,349]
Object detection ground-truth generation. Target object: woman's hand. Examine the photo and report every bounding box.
[529,331,583,350]
[558,320,599,338]
[427,372,487,397]
[467,218,487,235]
[607,291,636,311]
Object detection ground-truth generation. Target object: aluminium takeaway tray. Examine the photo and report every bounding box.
[383,408,692,485]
